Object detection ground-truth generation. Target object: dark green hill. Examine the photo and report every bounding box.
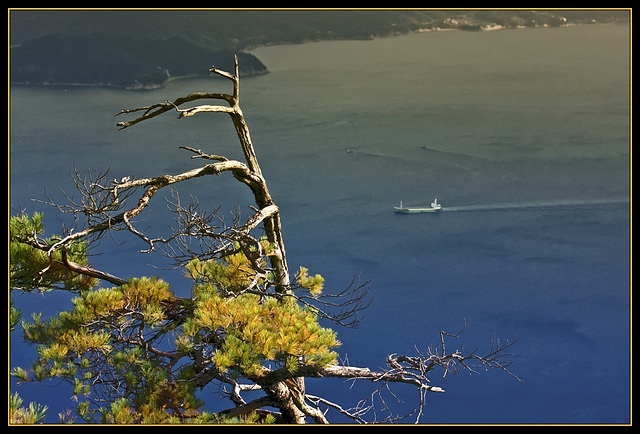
[10,33,267,89]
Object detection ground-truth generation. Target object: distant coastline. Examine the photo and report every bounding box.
[9,9,629,90]
[10,69,271,92]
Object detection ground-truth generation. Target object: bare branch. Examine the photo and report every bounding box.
[248,326,518,423]
[305,394,368,424]
[114,58,286,289]
[59,251,127,286]
[115,92,234,130]
[179,145,228,162]
[42,158,265,257]
[288,274,373,328]
[176,104,235,118]
[11,233,127,287]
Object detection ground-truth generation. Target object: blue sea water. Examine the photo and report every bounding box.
[9,24,630,423]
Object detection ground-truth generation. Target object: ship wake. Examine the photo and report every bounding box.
[442,198,629,213]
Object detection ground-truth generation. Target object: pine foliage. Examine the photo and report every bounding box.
[10,213,338,423]
[10,212,98,293]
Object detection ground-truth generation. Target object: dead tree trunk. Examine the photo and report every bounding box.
[116,56,304,423]
[116,57,290,293]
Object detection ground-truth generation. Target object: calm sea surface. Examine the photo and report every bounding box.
[10,24,630,423]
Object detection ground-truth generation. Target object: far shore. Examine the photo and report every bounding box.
[10,22,622,91]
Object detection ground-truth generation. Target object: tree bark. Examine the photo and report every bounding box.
[117,57,290,292]
[117,56,300,421]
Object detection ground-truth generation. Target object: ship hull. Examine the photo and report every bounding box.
[394,207,441,214]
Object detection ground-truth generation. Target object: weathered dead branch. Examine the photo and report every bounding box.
[234,327,518,424]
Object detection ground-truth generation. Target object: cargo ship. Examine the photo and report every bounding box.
[394,198,443,213]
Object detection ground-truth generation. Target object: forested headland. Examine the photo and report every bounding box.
[9,10,629,89]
